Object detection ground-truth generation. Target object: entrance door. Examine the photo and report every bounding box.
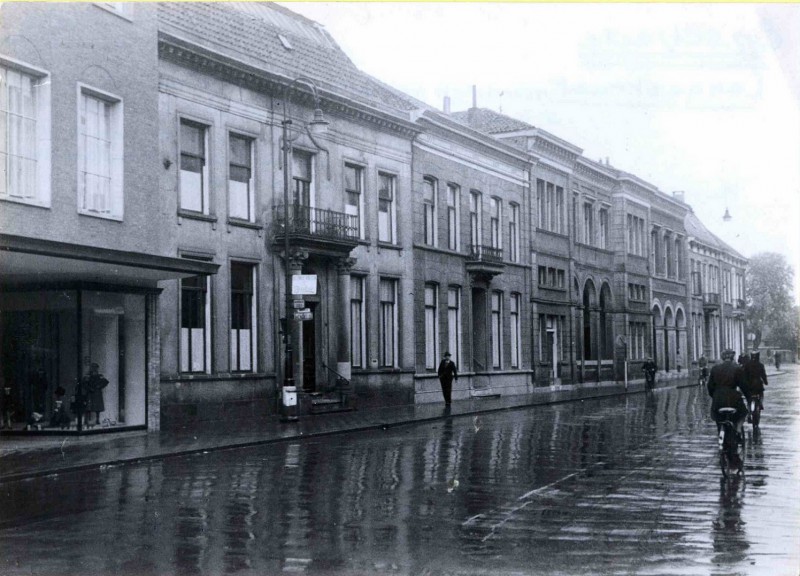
[302,308,316,392]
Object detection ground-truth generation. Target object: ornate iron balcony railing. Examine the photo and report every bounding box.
[274,204,359,242]
[468,244,503,263]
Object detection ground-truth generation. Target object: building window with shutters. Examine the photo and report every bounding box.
[78,86,123,219]
[378,172,396,243]
[510,293,521,368]
[228,134,254,222]
[424,284,438,369]
[423,177,437,246]
[350,276,366,368]
[509,202,519,262]
[446,183,460,251]
[344,163,364,239]
[180,119,209,214]
[379,278,398,367]
[0,60,51,207]
[230,262,256,372]
[490,197,502,250]
[447,287,461,368]
[180,260,212,374]
[491,291,502,368]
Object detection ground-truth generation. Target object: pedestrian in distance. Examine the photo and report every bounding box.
[642,357,657,389]
[774,351,781,371]
[437,351,458,406]
[698,354,708,386]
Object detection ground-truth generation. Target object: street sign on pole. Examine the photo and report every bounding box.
[292,299,305,309]
[293,308,312,321]
[292,274,317,296]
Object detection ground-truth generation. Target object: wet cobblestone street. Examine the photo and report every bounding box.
[1,369,798,575]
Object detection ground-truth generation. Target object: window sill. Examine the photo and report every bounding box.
[227,218,263,231]
[178,210,218,224]
[0,196,50,210]
[78,209,123,222]
[536,228,569,239]
[538,285,567,292]
[377,241,403,251]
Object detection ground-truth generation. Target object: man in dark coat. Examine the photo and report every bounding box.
[437,352,458,406]
[743,351,768,412]
[642,357,657,388]
[707,349,748,435]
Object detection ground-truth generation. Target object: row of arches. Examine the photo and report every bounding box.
[652,301,687,371]
[576,277,614,361]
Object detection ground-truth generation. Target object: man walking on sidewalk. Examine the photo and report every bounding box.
[437,352,458,406]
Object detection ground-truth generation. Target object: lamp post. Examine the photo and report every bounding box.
[279,77,329,422]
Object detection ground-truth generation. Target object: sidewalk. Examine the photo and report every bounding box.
[0,370,780,484]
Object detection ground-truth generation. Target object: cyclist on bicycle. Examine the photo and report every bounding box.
[743,350,768,415]
[707,349,748,441]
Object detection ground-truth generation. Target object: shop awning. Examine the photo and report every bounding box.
[0,234,219,288]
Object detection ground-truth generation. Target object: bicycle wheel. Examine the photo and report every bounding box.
[719,450,732,478]
[752,405,760,429]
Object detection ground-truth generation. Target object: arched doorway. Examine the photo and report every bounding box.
[599,283,613,359]
[652,304,662,369]
[663,307,674,372]
[582,280,597,360]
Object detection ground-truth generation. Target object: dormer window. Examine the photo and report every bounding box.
[278,34,293,50]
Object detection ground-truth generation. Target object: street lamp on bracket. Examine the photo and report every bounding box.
[278,76,330,422]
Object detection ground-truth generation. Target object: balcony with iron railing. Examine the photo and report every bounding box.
[702,292,721,309]
[465,244,505,279]
[273,204,359,256]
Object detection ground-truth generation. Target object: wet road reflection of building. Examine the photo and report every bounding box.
[1,378,799,575]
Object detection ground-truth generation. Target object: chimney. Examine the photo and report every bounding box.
[472,85,477,109]
[672,190,685,202]
[605,157,610,166]
[443,96,451,115]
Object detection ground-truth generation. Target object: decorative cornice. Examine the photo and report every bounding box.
[158,33,421,139]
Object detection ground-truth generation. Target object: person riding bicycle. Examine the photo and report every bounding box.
[642,357,657,388]
[707,348,748,441]
[743,350,768,416]
[698,354,708,385]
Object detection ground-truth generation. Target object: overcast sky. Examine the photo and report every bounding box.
[283,2,800,300]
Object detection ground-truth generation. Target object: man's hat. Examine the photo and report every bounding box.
[443,351,451,357]
[721,349,736,360]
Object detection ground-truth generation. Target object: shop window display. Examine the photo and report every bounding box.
[0,289,147,433]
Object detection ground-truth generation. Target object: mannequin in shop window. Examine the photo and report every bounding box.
[82,363,108,428]
[1,385,14,430]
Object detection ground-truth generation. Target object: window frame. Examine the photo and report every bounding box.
[490,291,503,369]
[379,278,398,368]
[446,183,460,251]
[227,132,255,223]
[509,202,519,262]
[510,293,521,369]
[377,171,397,244]
[344,162,365,239]
[179,117,210,215]
[422,176,437,246]
[0,56,52,207]
[447,286,461,369]
[424,283,438,370]
[76,84,124,220]
[180,259,213,374]
[350,275,366,368]
[490,196,502,250]
[229,261,257,373]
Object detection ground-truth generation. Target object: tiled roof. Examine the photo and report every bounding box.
[450,108,536,134]
[684,211,746,259]
[157,2,417,114]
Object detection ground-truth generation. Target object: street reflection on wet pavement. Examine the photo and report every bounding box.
[1,371,798,575]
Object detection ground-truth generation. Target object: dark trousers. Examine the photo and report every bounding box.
[439,378,453,404]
